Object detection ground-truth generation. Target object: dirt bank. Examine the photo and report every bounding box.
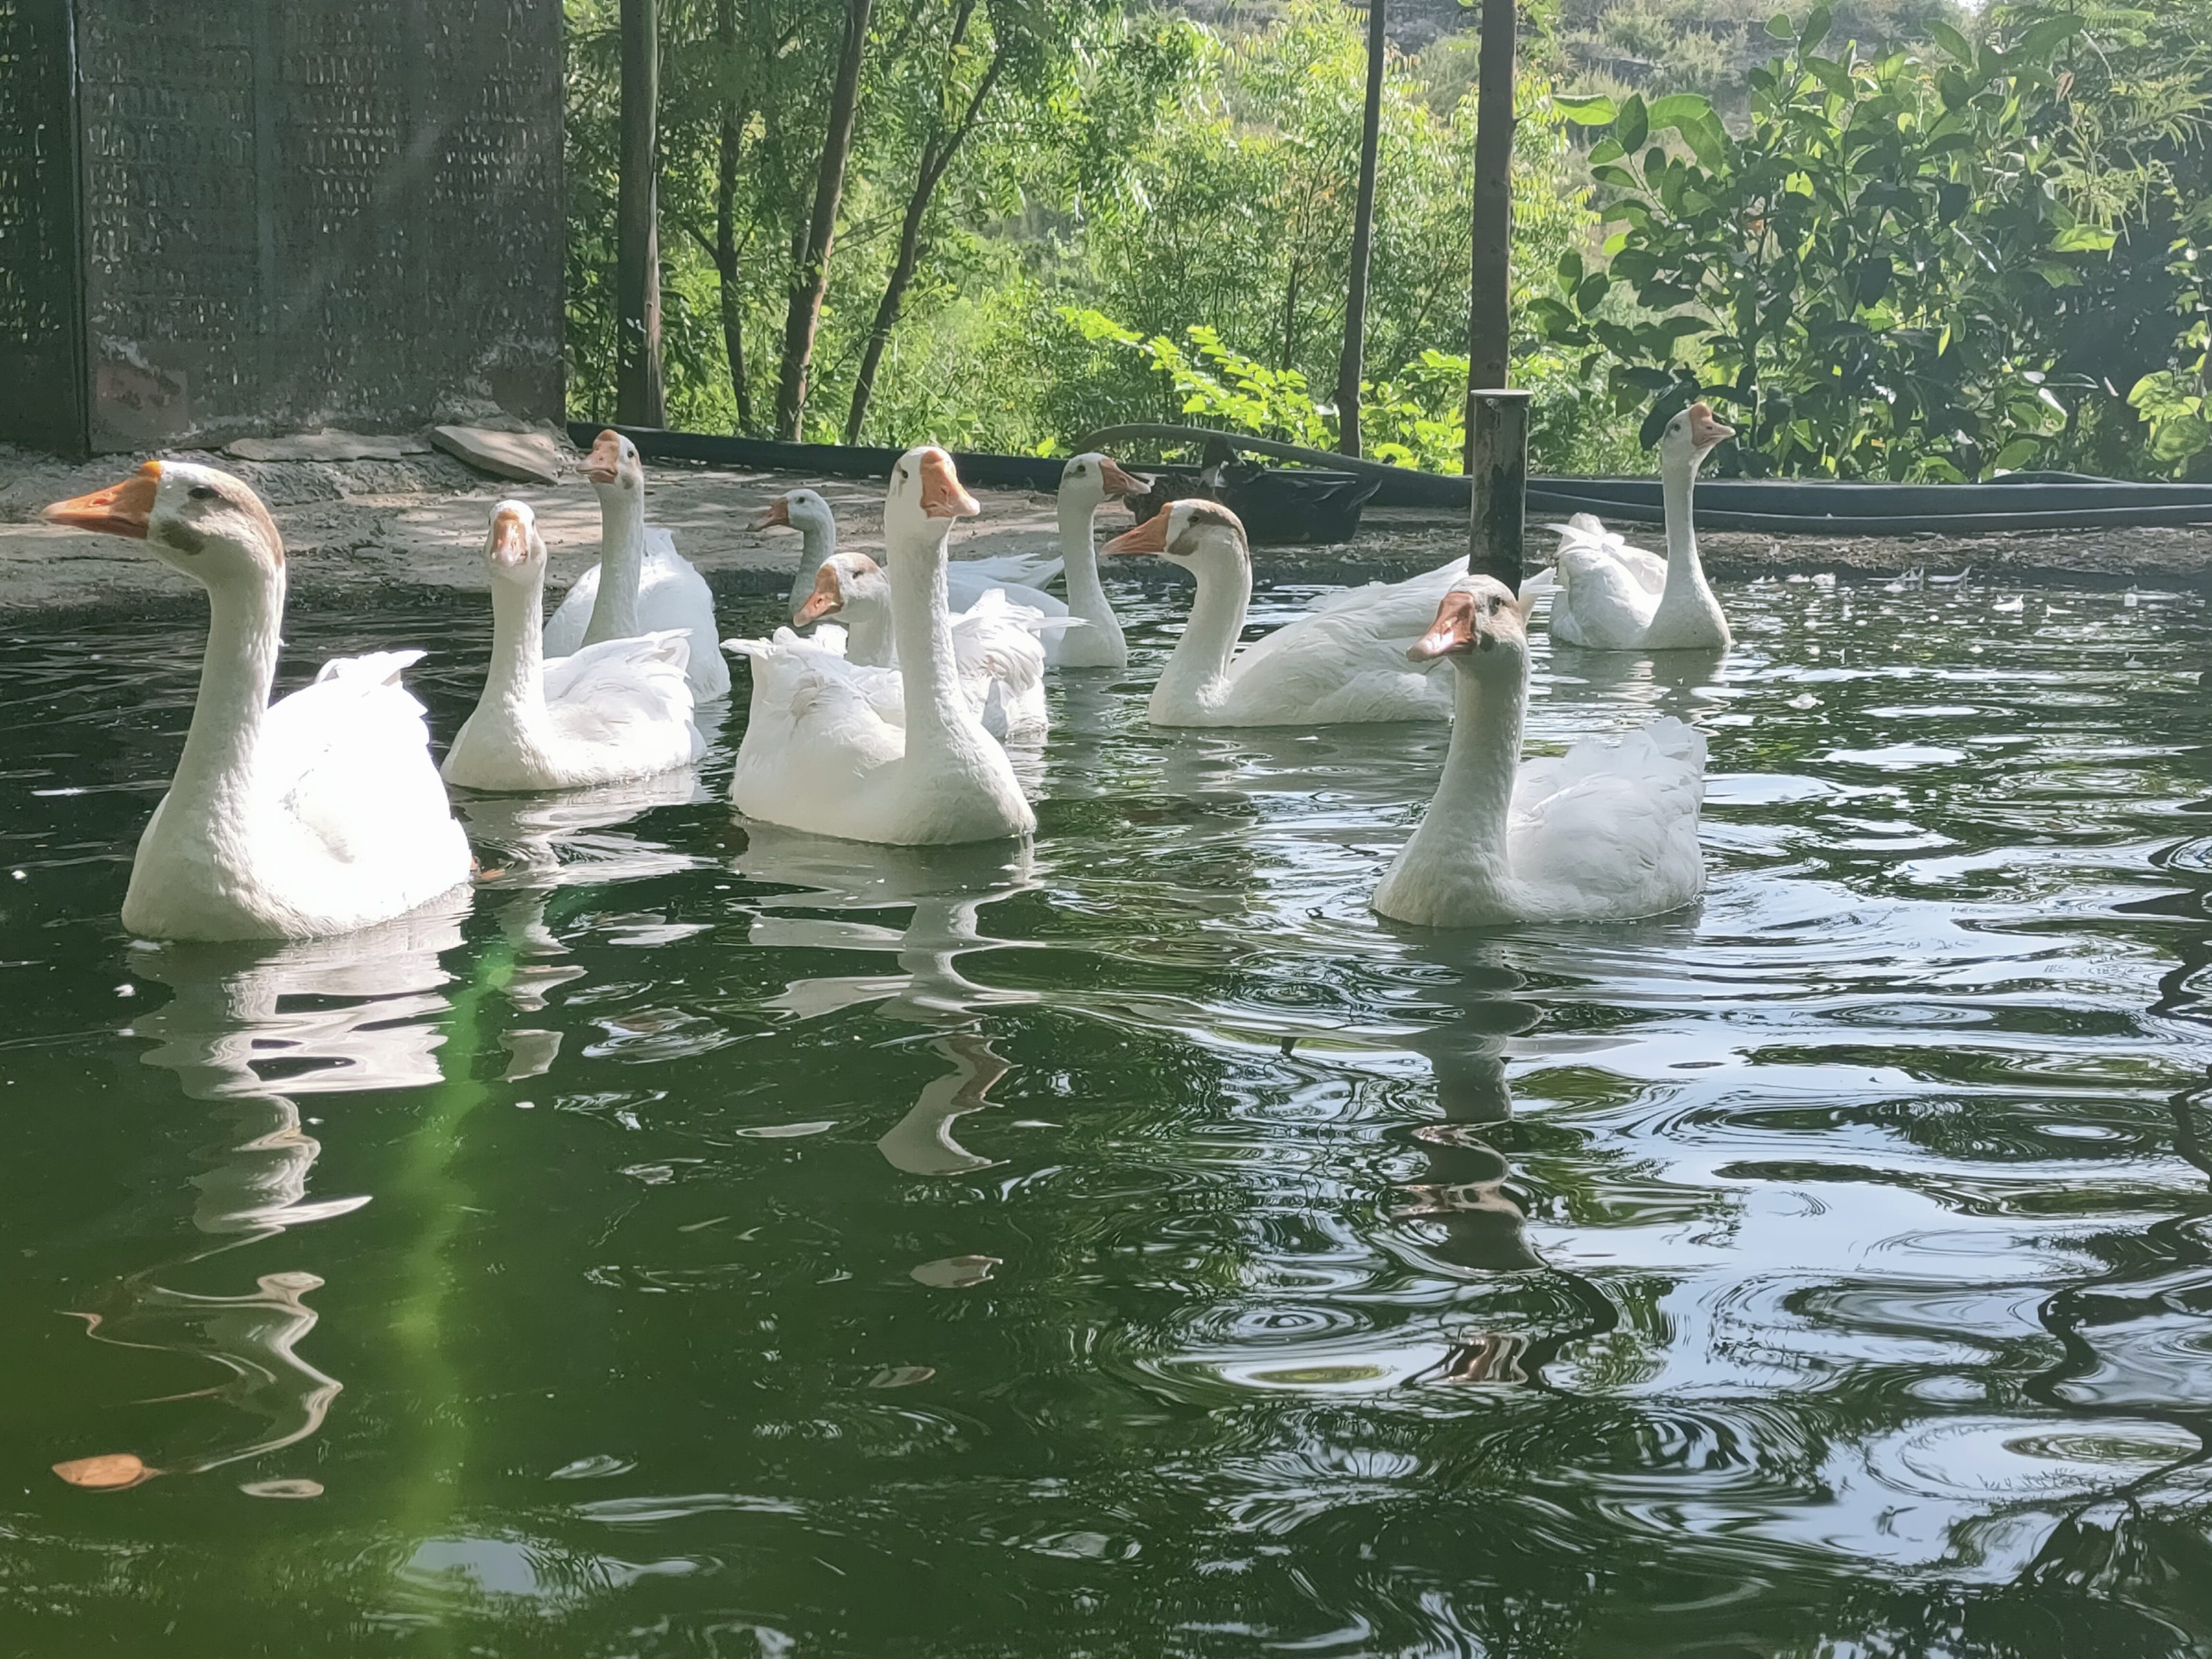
[3,443,2208,619]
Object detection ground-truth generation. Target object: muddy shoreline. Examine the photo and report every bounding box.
[4,444,2209,621]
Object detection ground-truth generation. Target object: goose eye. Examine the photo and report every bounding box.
[188,485,217,501]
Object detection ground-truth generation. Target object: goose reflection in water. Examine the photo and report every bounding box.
[61,903,467,1488]
[735,826,1038,1177]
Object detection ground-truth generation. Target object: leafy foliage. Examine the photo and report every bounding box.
[1534,1,2212,478]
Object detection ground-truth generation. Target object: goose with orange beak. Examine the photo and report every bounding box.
[542,429,730,700]
[724,447,1035,845]
[1102,498,1497,727]
[1051,451,1148,668]
[1371,576,1707,927]
[1542,400,1734,651]
[758,485,1067,637]
[40,460,471,940]
[442,500,704,792]
[789,550,1062,742]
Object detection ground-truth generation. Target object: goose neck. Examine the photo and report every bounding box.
[1662,461,1705,583]
[1155,554,1249,713]
[1404,655,1526,882]
[889,525,969,741]
[167,572,286,832]
[585,482,646,644]
[485,574,549,722]
[1058,495,1115,622]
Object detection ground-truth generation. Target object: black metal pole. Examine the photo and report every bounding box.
[1463,0,1517,469]
[616,0,665,427]
[1335,0,1387,458]
[1468,388,1530,588]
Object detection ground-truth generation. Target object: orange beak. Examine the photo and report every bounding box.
[1097,456,1148,498]
[1687,402,1735,451]
[44,461,160,540]
[1409,590,1480,661]
[794,562,844,625]
[751,496,794,531]
[1103,505,1172,556]
[917,450,980,519]
[489,506,532,568]
[584,430,624,485]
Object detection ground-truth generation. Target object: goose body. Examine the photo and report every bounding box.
[44,462,471,941]
[1374,578,1707,928]
[1107,500,1467,726]
[1547,403,1734,652]
[543,430,731,700]
[757,487,1073,658]
[728,449,1035,845]
[443,500,704,792]
[794,552,1059,742]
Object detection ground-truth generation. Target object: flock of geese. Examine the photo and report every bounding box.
[41,404,1738,944]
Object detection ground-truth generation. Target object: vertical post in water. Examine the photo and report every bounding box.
[1463,0,1517,469]
[1468,389,1530,590]
[1334,0,1387,458]
[616,0,665,427]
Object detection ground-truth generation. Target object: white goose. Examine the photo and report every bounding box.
[43,462,471,941]
[543,430,731,700]
[1051,451,1147,668]
[442,500,704,792]
[1546,402,1734,651]
[1105,499,1471,726]
[727,448,1035,845]
[1373,577,1707,928]
[794,551,1057,742]
[756,485,1070,650]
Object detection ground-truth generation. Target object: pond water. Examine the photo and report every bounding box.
[1,571,2209,1656]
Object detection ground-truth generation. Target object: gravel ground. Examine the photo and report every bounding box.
[4,441,2209,620]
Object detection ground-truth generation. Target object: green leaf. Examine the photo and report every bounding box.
[2150,413,2211,463]
[1928,19,1974,64]
[2014,14,2083,62]
[1680,113,1730,170]
[1767,12,1795,39]
[1557,248,1584,287]
[1587,138,1626,165]
[1801,4,1832,53]
[1647,93,1716,132]
[2050,224,2117,253]
[1991,436,2042,471]
[1616,93,1649,153]
[1574,272,1613,313]
[1552,92,1618,125]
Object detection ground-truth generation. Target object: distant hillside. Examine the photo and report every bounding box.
[1163,0,1967,105]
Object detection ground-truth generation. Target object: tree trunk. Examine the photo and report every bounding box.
[775,0,875,442]
[1463,0,1517,469]
[1335,0,1387,458]
[714,0,752,433]
[616,0,665,427]
[845,28,1004,446]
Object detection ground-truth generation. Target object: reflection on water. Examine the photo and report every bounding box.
[1,574,2209,1652]
[64,908,467,1483]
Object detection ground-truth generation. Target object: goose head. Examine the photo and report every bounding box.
[1059,452,1147,512]
[1409,577,1529,679]
[883,447,980,552]
[753,487,836,539]
[583,429,644,497]
[45,460,283,590]
[481,499,548,588]
[1103,498,1248,576]
[1657,401,1735,480]
[794,552,888,626]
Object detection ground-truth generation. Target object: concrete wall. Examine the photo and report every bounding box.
[71,0,563,452]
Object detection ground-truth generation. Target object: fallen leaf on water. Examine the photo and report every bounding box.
[239,1479,324,1499]
[53,1453,157,1490]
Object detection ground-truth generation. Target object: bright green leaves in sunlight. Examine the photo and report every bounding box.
[1530,0,2212,479]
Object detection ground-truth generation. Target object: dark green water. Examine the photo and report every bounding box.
[2,572,2210,1657]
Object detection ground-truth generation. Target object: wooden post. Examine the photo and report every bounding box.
[1467,388,1530,589]
[1463,0,1516,469]
[616,0,666,427]
[1334,0,1387,458]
